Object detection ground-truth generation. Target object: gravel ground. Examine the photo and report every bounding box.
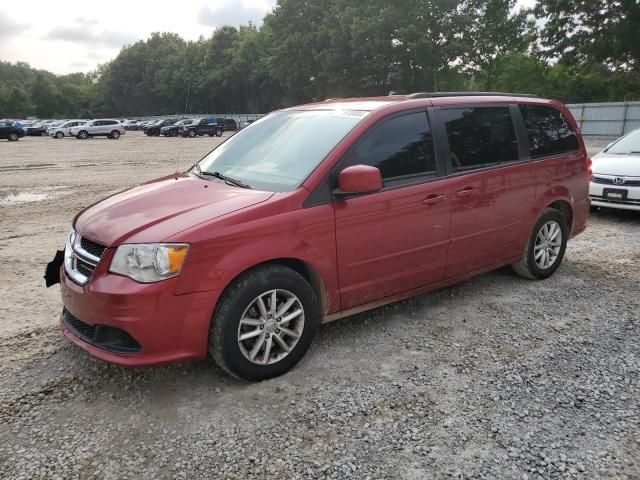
[1,133,639,479]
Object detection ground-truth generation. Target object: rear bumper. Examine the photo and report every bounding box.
[60,266,218,366]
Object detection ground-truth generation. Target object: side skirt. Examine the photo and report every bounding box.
[321,255,522,324]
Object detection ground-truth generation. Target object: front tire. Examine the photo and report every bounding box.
[512,208,568,280]
[110,130,121,140]
[209,265,320,381]
[55,131,64,139]
[188,130,196,138]
[8,133,19,141]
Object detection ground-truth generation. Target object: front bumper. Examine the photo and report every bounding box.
[589,180,640,212]
[60,263,218,366]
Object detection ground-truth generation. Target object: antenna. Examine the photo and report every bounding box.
[175,80,191,173]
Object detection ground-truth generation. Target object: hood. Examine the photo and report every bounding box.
[592,153,640,177]
[75,173,274,247]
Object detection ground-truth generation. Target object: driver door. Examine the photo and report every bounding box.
[333,111,450,310]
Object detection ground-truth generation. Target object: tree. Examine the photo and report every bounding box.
[535,0,640,70]
[457,0,533,89]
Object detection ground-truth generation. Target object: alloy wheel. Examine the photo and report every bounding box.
[534,220,562,269]
[237,289,305,365]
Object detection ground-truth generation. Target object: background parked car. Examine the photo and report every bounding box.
[70,119,125,139]
[223,118,238,131]
[161,118,193,136]
[181,117,222,137]
[25,121,52,136]
[589,128,640,212]
[144,118,176,136]
[49,120,89,139]
[0,119,26,141]
[122,120,141,131]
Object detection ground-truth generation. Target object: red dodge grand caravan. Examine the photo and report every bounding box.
[58,92,590,380]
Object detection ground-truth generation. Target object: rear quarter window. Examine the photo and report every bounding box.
[519,105,579,158]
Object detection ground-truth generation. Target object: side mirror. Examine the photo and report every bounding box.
[336,165,382,197]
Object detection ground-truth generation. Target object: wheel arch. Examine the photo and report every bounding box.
[530,186,574,230]
[546,199,573,230]
[215,257,328,318]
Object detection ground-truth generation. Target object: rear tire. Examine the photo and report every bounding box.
[8,133,18,141]
[55,131,64,139]
[110,130,121,140]
[512,208,568,280]
[209,265,320,381]
[77,130,88,139]
[188,130,196,138]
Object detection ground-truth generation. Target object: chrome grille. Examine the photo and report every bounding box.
[64,231,106,286]
[592,175,640,187]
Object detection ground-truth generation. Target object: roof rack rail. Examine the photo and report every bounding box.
[406,91,539,99]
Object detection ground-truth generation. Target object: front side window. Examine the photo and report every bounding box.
[519,105,579,158]
[197,110,368,192]
[441,106,519,171]
[345,111,436,187]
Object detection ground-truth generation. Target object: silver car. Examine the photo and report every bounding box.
[49,120,89,139]
[70,119,125,140]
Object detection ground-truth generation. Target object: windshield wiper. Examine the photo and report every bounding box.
[193,164,251,189]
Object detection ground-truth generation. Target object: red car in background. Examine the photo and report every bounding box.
[57,92,590,380]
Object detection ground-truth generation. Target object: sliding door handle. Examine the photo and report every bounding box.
[455,187,478,198]
[422,194,447,206]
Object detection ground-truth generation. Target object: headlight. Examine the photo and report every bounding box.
[109,243,189,283]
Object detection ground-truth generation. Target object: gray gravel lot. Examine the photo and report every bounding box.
[0,133,638,479]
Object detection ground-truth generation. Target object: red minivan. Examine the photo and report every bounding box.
[57,93,590,380]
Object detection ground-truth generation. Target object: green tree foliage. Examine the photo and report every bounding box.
[0,0,638,119]
[535,0,640,70]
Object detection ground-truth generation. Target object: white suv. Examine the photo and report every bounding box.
[49,120,89,139]
[70,119,125,140]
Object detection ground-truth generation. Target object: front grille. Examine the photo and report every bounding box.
[63,309,141,354]
[64,233,107,286]
[592,175,640,187]
[80,237,106,258]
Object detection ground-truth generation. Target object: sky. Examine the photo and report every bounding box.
[0,0,536,75]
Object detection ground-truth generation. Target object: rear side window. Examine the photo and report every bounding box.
[441,106,519,171]
[347,112,436,187]
[519,105,579,158]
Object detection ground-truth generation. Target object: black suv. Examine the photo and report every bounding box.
[180,118,223,138]
[0,120,26,141]
[144,119,176,136]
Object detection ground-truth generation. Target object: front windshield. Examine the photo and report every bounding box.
[607,130,640,154]
[196,109,368,192]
